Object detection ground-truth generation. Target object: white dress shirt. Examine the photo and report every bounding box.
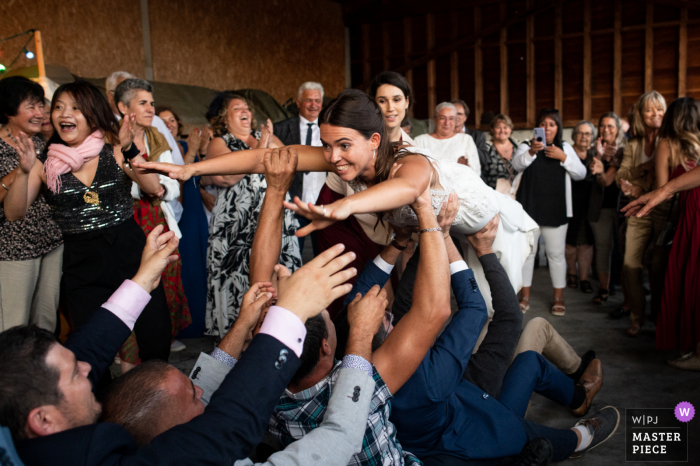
[299,115,327,205]
[413,133,481,175]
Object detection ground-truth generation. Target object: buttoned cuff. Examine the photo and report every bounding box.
[373,255,395,274]
[101,280,152,330]
[450,260,469,274]
[341,354,373,377]
[210,347,238,368]
[259,306,307,357]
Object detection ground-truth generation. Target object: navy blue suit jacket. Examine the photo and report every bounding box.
[273,116,304,201]
[16,308,299,466]
[346,261,528,460]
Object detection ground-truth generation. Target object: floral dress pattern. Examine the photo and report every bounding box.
[206,132,301,336]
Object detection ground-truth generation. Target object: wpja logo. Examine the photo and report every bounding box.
[626,404,692,462]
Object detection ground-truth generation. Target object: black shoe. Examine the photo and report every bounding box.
[608,308,630,320]
[506,438,553,465]
[568,350,596,382]
[579,280,594,294]
[570,406,620,458]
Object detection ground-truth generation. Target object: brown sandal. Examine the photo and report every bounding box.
[627,325,641,337]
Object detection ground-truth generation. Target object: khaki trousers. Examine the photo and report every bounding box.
[623,210,669,326]
[0,244,63,331]
[513,317,581,375]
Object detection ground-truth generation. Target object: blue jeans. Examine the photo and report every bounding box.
[499,351,579,462]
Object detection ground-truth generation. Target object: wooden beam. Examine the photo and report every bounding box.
[33,30,46,79]
[500,0,509,115]
[427,14,437,118]
[403,17,414,117]
[679,7,687,97]
[526,0,535,127]
[451,12,459,100]
[382,21,391,71]
[554,3,563,112]
[583,0,592,122]
[475,5,483,127]
[645,1,654,92]
[614,0,622,115]
[362,23,371,86]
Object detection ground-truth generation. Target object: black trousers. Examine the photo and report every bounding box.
[61,218,171,362]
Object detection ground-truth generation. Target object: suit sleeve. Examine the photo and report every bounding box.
[189,352,234,405]
[131,334,300,466]
[473,131,490,177]
[248,368,375,466]
[63,308,132,389]
[342,259,391,307]
[420,269,488,402]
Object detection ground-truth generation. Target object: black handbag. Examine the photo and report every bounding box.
[656,194,679,247]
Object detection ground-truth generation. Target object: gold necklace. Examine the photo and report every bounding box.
[3,125,19,147]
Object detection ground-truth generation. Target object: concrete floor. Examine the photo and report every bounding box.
[162,246,700,465]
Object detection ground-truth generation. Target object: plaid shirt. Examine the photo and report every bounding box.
[269,361,422,466]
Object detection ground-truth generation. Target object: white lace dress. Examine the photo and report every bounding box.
[351,155,538,316]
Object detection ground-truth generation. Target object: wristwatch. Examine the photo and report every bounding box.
[390,233,408,251]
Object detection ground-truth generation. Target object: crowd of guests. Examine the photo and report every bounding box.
[0,64,698,466]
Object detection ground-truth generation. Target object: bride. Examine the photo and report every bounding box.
[135,89,538,315]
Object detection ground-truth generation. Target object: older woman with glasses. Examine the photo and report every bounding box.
[564,121,596,293]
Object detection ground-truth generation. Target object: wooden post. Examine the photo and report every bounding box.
[500,0,509,116]
[33,30,46,79]
[554,3,563,112]
[614,0,622,115]
[427,14,436,118]
[526,0,535,127]
[644,1,654,92]
[583,0,592,122]
[475,5,483,128]
[679,7,687,97]
[450,12,459,101]
[382,21,391,71]
[403,17,414,117]
[362,24,371,86]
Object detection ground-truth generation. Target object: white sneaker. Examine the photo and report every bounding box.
[171,340,187,352]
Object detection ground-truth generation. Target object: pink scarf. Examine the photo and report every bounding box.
[45,131,105,193]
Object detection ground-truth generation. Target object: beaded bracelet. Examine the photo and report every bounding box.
[419,227,442,234]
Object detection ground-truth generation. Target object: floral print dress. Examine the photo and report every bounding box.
[206,132,301,336]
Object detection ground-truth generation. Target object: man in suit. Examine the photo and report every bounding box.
[452,99,490,179]
[274,82,327,257]
[340,214,619,464]
[0,223,357,465]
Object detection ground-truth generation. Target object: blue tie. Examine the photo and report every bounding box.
[305,122,313,145]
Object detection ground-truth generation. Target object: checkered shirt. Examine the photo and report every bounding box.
[269,360,422,466]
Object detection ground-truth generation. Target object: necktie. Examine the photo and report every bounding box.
[305,122,313,146]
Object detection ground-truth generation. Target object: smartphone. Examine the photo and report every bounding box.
[533,127,546,148]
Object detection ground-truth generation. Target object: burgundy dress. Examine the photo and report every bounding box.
[656,164,700,352]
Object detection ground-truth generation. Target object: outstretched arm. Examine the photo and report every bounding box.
[286,155,433,237]
[132,144,332,181]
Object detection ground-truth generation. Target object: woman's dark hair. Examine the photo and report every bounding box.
[47,80,120,147]
[658,97,700,170]
[155,106,183,137]
[536,108,563,148]
[319,89,397,185]
[368,71,412,109]
[207,91,255,137]
[0,76,45,125]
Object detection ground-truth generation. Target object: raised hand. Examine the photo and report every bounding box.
[259,118,274,148]
[275,243,357,322]
[131,225,179,293]
[264,147,298,193]
[467,214,500,257]
[347,284,388,337]
[596,137,605,159]
[590,157,605,175]
[186,128,202,153]
[119,113,137,149]
[436,192,459,239]
[15,132,37,174]
[199,127,213,155]
[237,281,275,330]
[283,197,351,237]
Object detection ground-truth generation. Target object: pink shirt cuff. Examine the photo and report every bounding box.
[101,280,152,330]
[259,306,307,357]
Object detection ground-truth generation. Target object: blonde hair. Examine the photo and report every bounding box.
[632,91,667,139]
[489,114,514,135]
[659,97,700,171]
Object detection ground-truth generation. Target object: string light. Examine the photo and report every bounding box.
[0,30,36,74]
[0,64,5,74]
[23,48,34,59]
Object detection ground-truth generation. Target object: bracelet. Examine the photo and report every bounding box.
[419,227,442,235]
[121,143,140,161]
[390,239,408,251]
[0,180,8,191]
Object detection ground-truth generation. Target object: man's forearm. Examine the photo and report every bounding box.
[445,235,462,264]
[413,210,450,317]
[250,189,287,284]
[217,318,255,360]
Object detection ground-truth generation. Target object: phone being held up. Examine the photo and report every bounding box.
[533,127,546,149]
